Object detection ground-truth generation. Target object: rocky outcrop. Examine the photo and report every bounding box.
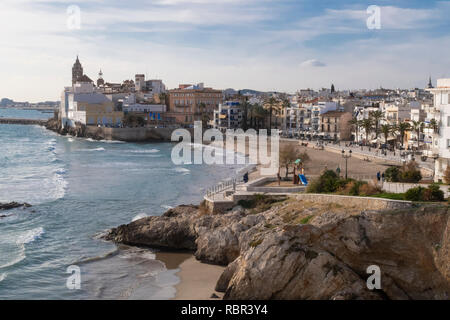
[105,198,450,300]
[45,118,104,140]
[0,202,31,211]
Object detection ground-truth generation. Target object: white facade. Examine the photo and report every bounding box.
[123,103,166,113]
[427,79,450,181]
[213,102,243,131]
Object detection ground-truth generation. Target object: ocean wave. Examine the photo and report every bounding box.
[100,140,125,144]
[174,167,190,175]
[78,147,105,152]
[130,149,160,154]
[75,248,119,265]
[0,273,6,282]
[0,250,25,269]
[161,205,174,210]
[16,227,45,245]
[132,213,148,222]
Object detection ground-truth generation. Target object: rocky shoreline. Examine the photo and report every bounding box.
[45,118,105,141]
[104,197,450,300]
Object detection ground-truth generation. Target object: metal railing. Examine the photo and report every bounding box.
[205,178,243,199]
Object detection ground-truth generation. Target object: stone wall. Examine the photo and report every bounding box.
[85,126,194,142]
[382,182,450,198]
[294,193,413,210]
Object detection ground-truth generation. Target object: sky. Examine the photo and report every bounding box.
[0,0,449,102]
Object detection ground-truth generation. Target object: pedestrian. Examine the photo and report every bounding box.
[243,172,249,183]
[381,172,385,182]
[377,171,381,182]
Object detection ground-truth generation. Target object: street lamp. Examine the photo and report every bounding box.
[342,149,352,180]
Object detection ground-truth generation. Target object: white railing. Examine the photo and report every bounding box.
[206,178,243,199]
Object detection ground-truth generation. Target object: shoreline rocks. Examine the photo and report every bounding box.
[104,198,449,300]
[0,202,31,211]
[45,118,105,141]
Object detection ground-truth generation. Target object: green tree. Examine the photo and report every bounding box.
[428,118,439,134]
[279,144,310,179]
[369,110,384,139]
[240,100,250,131]
[411,120,424,149]
[394,122,411,148]
[361,118,373,144]
[348,117,360,142]
[380,124,392,145]
[264,96,278,131]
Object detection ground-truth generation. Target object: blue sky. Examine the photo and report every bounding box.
[0,0,449,101]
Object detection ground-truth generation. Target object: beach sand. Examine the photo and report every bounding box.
[155,252,225,300]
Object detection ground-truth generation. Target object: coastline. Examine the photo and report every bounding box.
[155,252,225,300]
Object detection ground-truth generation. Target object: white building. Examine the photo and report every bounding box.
[427,79,450,181]
[60,78,122,128]
[213,102,243,131]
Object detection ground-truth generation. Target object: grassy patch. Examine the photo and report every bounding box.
[238,194,287,213]
[299,215,314,224]
[249,238,263,248]
[369,193,406,201]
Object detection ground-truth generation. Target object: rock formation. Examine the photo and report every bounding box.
[104,198,449,300]
[0,202,31,211]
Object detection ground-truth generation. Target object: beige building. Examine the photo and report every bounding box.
[320,111,353,140]
[167,83,222,125]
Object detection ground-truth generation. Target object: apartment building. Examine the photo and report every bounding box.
[167,83,222,126]
[427,78,450,181]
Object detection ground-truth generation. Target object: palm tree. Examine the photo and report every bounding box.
[369,110,384,139]
[265,96,278,131]
[361,118,373,144]
[411,120,423,149]
[281,98,291,131]
[395,122,411,148]
[241,100,250,131]
[380,124,392,145]
[429,118,439,134]
[348,117,360,142]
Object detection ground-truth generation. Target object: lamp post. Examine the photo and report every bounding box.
[342,149,352,180]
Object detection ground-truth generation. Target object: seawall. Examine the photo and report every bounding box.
[45,118,194,142]
[0,118,47,126]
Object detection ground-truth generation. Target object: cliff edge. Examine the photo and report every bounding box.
[104,198,449,300]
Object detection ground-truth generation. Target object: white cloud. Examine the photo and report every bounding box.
[300,59,327,68]
[0,1,449,101]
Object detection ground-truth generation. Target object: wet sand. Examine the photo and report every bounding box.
[155,252,225,300]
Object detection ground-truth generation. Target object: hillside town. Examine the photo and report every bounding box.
[18,56,446,182]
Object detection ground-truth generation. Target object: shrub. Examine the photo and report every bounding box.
[307,170,340,193]
[404,186,425,201]
[399,161,422,183]
[358,183,382,196]
[422,183,444,201]
[384,167,400,182]
[237,194,286,212]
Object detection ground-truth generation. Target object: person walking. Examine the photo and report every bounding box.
[377,171,381,182]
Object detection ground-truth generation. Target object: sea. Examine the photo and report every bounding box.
[0,108,247,299]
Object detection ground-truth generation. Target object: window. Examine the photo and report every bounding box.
[447,139,450,148]
[447,116,450,127]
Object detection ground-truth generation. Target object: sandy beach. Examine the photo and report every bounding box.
[155,252,225,300]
